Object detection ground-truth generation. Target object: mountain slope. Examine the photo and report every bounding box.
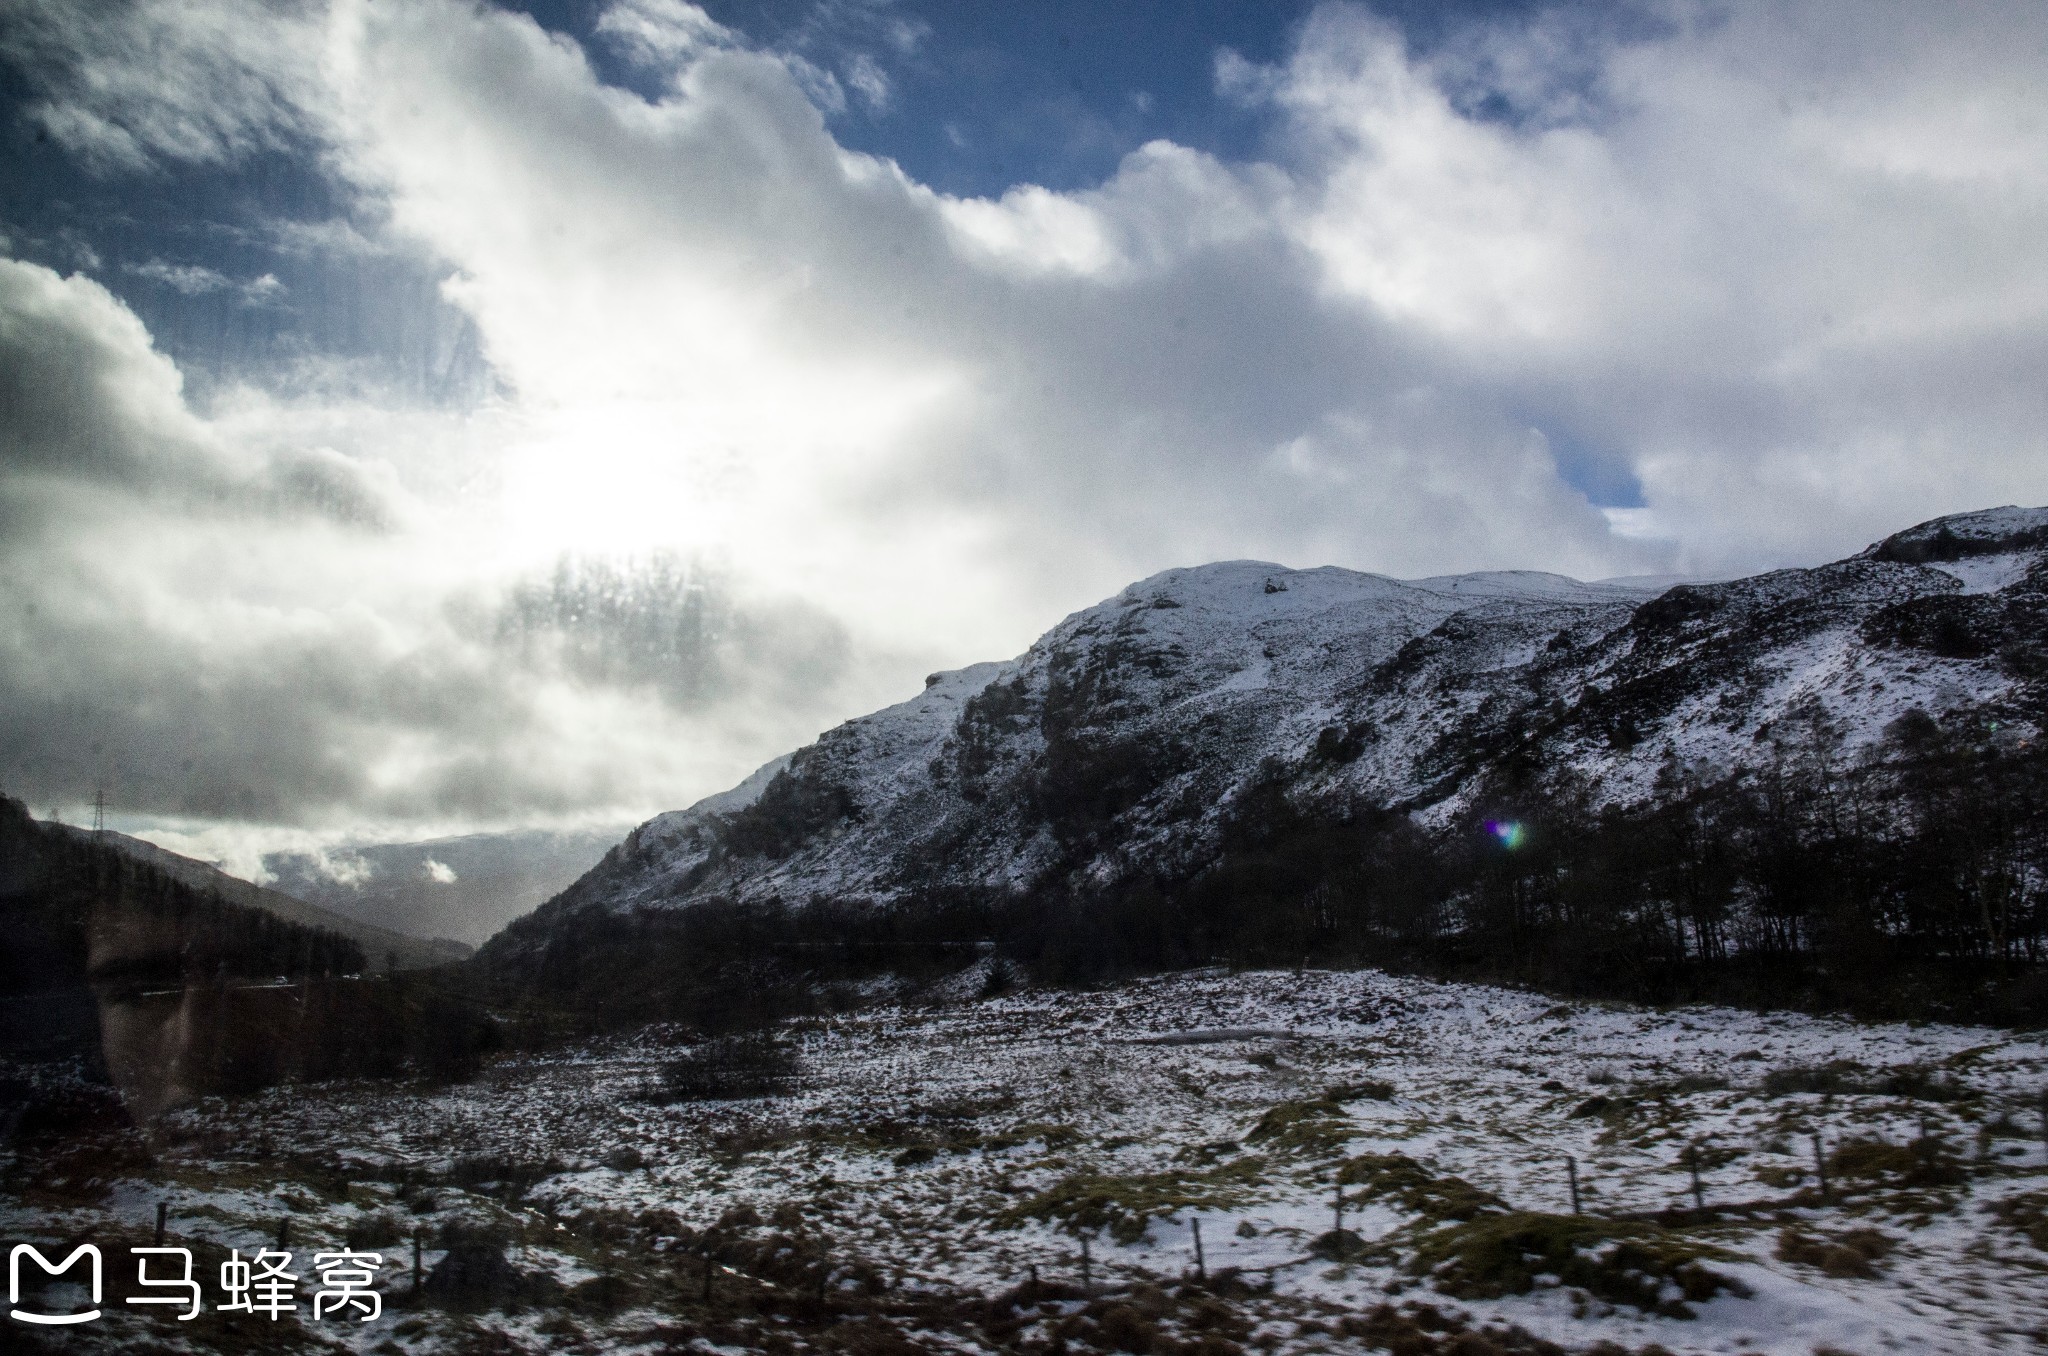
[490,506,2048,960]
[50,824,471,971]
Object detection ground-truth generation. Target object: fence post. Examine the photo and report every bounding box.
[1080,1234,1091,1293]
[1811,1133,1830,1205]
[1191,1218,1205,1281]
[154,1201,168,1247]
[413,1230,423,1295]
[1566,1156,1580,1216]
[1686,1146,1704,1210]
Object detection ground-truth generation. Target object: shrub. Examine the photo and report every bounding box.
[1985,1191,2048,1250]
[1761,1061,1866,1096]
[1871,1065,1973,1103]
[423,1222,556,1311]
[659,1033,799,1101]
[1324,1080,1396,1102]
[1762,1061,1973,1102]
[344,1211,405,1249]
[1826,1135,1966,1188]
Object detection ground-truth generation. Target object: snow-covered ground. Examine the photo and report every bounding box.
[6,967,2046,1354]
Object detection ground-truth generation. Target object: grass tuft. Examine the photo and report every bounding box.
[1245,1099,1358,1156]
[1775,1226,1895,1279]
[1336,1153,1505,1224]
[1409,1211,1747,1317]
[997,1158,1268,1244]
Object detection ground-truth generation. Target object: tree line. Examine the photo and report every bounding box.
[487,705,2048,1028]
[993,705,2048,1023]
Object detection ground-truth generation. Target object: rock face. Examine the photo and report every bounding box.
[489,506,2048,955]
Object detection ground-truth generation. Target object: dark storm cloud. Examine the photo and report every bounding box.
[0,588,516,821]
[0,258,408,529]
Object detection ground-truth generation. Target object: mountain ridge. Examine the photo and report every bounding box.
[485,505,2048,964]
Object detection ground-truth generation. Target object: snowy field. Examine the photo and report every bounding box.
[6,966,2048,1354]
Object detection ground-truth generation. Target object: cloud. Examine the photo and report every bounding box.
[266,216,393,259]
[595,0,737,70]
[318,0,1638,609]
[842,51,890,113]
[477,554,850,713]
[0,259,398,519]
[0,257,202,483]
[128,259,286,304]
[2,0,2046,856]
[0,258,869,834]
[0,0,323,171]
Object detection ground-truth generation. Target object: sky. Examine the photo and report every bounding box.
[1,0,2045,876]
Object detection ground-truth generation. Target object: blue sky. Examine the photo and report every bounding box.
[677,0,1314,196]
[0,0,2043,857]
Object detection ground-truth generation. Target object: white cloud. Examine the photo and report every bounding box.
[842,52,890,113]
[0,0,323,171]
[0,258,863,840]
[129,259,286,303]
[595,0,736,69]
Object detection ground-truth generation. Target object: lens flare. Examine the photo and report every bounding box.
[1485,819,1526,849]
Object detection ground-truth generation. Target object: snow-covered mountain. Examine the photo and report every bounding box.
[490,506,2048,953]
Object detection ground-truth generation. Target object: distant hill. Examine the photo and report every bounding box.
[1,795,365,1070]
[48,823,470,971]
[3,797,499,1113]
[262,828,623,947]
